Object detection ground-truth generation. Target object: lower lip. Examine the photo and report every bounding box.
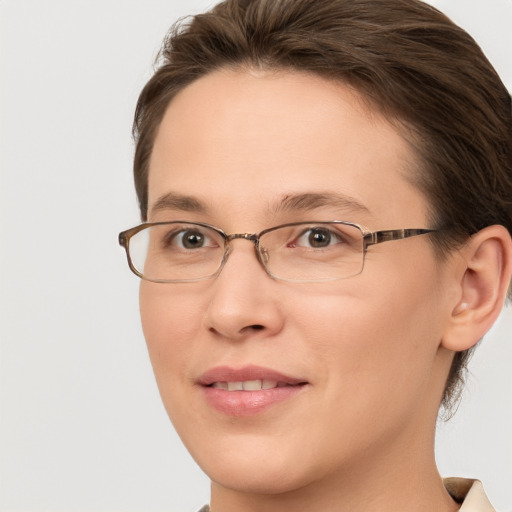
[202,385,306,417]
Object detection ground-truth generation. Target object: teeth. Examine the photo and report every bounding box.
[227,381,244,391]
[242,379,263,391]
[211,380,280,391]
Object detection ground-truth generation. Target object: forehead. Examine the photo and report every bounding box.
[148,68,428,229]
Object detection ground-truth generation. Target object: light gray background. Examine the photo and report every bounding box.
[1,1,511,511]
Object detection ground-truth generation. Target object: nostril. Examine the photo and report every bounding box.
[237,324,265,335]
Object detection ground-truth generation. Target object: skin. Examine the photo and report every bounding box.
[140,69,464,511]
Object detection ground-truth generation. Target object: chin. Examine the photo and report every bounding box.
[204,456,314,496]
[183,425,339,498]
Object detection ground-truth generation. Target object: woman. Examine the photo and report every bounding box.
[119,0,512,510]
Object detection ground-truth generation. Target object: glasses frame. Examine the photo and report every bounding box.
[118,220,437,283]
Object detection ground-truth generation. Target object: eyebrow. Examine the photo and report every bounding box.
[274,192,371,215]
[149,190,371,219]
[150,192,209,216]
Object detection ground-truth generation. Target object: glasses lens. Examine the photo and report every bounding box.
[260,222,364,281]
[128,223,225,282]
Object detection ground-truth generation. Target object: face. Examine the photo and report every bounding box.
[140,69,455,497]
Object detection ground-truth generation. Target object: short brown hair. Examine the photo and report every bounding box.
[132,0,512,409]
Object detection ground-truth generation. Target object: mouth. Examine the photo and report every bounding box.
[210,380,297,391]
[197,365,308,416]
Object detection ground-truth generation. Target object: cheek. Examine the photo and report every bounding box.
[293,269,445,423]
[139,282,204,393]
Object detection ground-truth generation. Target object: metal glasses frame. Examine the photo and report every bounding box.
[118,220,437,283]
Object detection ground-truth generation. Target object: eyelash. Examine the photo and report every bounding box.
[289,227,345,249]
[163,228,215,250]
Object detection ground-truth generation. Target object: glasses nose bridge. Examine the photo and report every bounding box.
[222,232,269,270]
[225,232,259,244]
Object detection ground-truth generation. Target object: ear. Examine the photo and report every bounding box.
[442,225,512,352]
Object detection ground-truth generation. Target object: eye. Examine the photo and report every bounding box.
[294,227,342,248]
[179,230,206,249]
[163,227,217,250]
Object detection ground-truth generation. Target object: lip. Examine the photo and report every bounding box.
[198,365,306,386]
[197,365,308,417]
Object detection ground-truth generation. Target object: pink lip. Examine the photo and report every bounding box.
[197,365,308,417]
[198,365,305,386]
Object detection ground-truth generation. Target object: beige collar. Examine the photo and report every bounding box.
[444,478,495,511]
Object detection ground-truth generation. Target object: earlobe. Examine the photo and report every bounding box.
[442,225,512,352]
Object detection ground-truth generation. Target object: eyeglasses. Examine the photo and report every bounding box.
[118,221,437,283]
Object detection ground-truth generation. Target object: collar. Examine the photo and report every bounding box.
[444,478,495,511]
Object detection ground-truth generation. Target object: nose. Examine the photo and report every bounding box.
[203,239,284,341]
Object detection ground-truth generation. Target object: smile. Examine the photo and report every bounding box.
[210,380,291,391]
[198,366,308,416]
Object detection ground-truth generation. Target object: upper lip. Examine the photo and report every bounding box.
[197,365,307,386]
